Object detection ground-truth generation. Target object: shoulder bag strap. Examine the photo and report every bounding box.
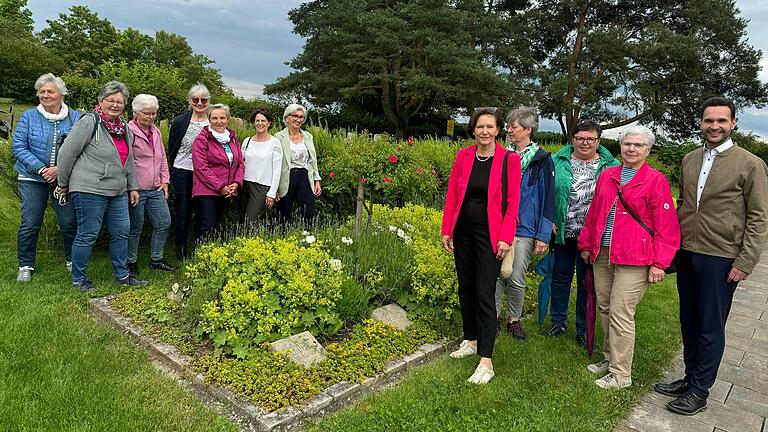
[501,150,511,216]
[616,188,654,238]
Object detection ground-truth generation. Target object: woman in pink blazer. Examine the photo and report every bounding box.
[441,107,522,384]
[192,104,244,243]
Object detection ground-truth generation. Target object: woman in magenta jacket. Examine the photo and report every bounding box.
[441,107,522,384]
[578,125,680,389]
[192,104,244,243]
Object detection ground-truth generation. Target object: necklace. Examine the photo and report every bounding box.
[476,151,493,162]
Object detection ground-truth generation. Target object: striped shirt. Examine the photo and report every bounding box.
[601,166,638,247]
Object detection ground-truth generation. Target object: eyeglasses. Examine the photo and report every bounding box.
[289,114,305,121]
[139,111,158,117]
[473,107,498,113]
[573,136,599,144]
[103,99,125,106]
[191,97,209,104]
[620,142,648,149]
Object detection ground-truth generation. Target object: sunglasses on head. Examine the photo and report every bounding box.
[473,107,498,113]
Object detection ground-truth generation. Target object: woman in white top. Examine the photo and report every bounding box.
[273,103,321,229]
[241,106,282,223]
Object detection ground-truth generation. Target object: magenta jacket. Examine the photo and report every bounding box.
[441,144,522,253]
[192,127,244,197]
[578,163,680,269]
[127,120,170,191]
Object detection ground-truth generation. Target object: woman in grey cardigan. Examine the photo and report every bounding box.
[56,81,146,292]
[273,103,321,229]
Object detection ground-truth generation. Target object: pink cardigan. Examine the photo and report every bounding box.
[578,163,680,268]
[127,120,169,190]
[192,127,244,197]
[441,144,522,253]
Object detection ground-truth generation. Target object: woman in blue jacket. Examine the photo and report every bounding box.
[495,107,555,339]
[12,73,80,282]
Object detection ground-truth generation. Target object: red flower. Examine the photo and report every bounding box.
[360,176,366,184]
[407,136,414,146]
[388,154,398,163]
[415,167,425,175]
[383,176,392,183]
[329,171,335,178]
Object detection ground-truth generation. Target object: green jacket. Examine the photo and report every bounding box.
[274,128,321,197]
[552,145,618,245]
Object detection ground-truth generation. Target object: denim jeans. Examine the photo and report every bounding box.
[71,192,130,282]
[17,180,77,267]
[128,189,171,263]
[171,168,193,257]
[549,237,587,336]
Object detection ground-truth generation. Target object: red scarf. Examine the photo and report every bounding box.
[94,105,126,138]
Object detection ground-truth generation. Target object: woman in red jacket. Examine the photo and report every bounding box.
[192,104,244,243]
[441,107,522,384]
[578,124,680,389]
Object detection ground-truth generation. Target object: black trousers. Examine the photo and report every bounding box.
[277,168,316,230]
[171,168,194,257]
[453,223,501,358]
[676,250,738,399]
[194,196,227,243]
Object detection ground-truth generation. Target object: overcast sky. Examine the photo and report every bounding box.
[26,0,768,137]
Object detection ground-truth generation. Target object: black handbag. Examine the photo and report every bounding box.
[616,189,679,274]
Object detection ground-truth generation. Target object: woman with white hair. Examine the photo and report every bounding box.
[12,73,80,282]
[168,83,211,260]
[126,94,176,276]
[578,124,680,389]
[274,103,321,229]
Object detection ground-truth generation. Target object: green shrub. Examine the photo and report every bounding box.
[334,275,372,324]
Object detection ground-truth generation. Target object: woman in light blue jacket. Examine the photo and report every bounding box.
[12,73,80,282]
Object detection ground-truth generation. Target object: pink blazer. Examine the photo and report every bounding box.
[192,127,245,197]
[441,144,522,253]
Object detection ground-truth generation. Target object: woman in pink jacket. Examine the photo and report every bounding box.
[441,107,522,384]
[192,104,244,243]
[578,125,680,389]
[127,94,176,274]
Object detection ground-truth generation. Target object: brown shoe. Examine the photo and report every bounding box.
[506,321,527,340]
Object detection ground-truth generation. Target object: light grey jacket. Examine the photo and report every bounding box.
[57,113,138,196]
[274,128,321,197]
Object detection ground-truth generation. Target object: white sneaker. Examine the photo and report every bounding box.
[467,363,495,384]
[66,261,72,273]
[587,360,610,374]
[17,266,33,282]
[449,340,477,359]
[595,372,631,389]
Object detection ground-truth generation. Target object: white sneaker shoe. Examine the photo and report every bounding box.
[17,266,33,282]
[449,340,477,359]
[467,363,495,384]
[587,360,610,374]
[66,261,72,273]
[595,372,632,389]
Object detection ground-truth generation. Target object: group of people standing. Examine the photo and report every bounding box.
[441,100,767,418]
[13,74,322,291]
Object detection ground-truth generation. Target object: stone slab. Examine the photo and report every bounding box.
[709,379,733,404]
[741,352,768,374]
[370,303,412,329]
[623,399,712,432]
[717,362,768,396]
[325,381,361,403]
[269,331,327,368]
[726,385,768,417]
[299,392,333,418]
[695,398,765,432]
[383,359,407,376]
[722,347,745,367]
[402,350,425,368]
[416,342,443,360]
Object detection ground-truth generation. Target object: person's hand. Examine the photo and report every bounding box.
[727,267,749,282]
[129,191,140,207]
[552,223,557,235]
[534,240,548,255]
[314,181,322,197]
[55,185,68,196]
[41,166,58,183]
[227,183,239,198]
[441,235,454,253]
[158,183,169,200]
[219,185,233,196]
[496,240,511,261]
[266,196,275,208]
[580,250,592,264]
[275,192,281,202]
[648,266,665,283]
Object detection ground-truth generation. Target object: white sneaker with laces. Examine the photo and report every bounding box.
[17,266,33,282]
[587,360,610,374]
[449,340,477,359]
[467,363,495,384]
[595,372,631,389]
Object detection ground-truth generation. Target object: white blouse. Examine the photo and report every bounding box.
[241,136,283,198]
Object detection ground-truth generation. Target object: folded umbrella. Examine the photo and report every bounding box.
[584,265,596,358]
[536,251,554,326]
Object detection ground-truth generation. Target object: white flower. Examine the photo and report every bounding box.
[304,235,316,244]
[402,222,413,230]
[404,235,412,244]
[341,236,354,245]
[388,225,398,232]
[302,230,311,236]
[328,259,343,270]
[396,228,406,238]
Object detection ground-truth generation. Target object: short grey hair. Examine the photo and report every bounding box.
[188,83,210,99]
[34,73,68,95]
[97,81,130,103]
[505,106,539,136]
[620,124,656,148]
[283,103,307,121]
[132,94,159,114]
[206,103,230,119]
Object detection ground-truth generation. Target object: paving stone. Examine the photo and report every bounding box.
[269,331,327,368]
[613,425,639,432]
[623,399,712,432]
[722,346,746,366]
[726,385,768,417]
[717,362,768,395]
[733,291,768,306]
[745,338,768,358]
[754,328,768,342]
[709,379,733,404]
[370,303,412,329]
[732,303,765,320]
[741,352,768,374]
[695,398,765,432]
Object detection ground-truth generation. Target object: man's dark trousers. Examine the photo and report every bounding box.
[677,250,738,399]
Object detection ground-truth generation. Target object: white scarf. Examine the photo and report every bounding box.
[37,103,69,121]
[208,126,231,144]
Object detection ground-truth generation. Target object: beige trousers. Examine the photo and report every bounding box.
[593,247,649,378]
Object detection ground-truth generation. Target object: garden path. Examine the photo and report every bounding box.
[617,251,768,432]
